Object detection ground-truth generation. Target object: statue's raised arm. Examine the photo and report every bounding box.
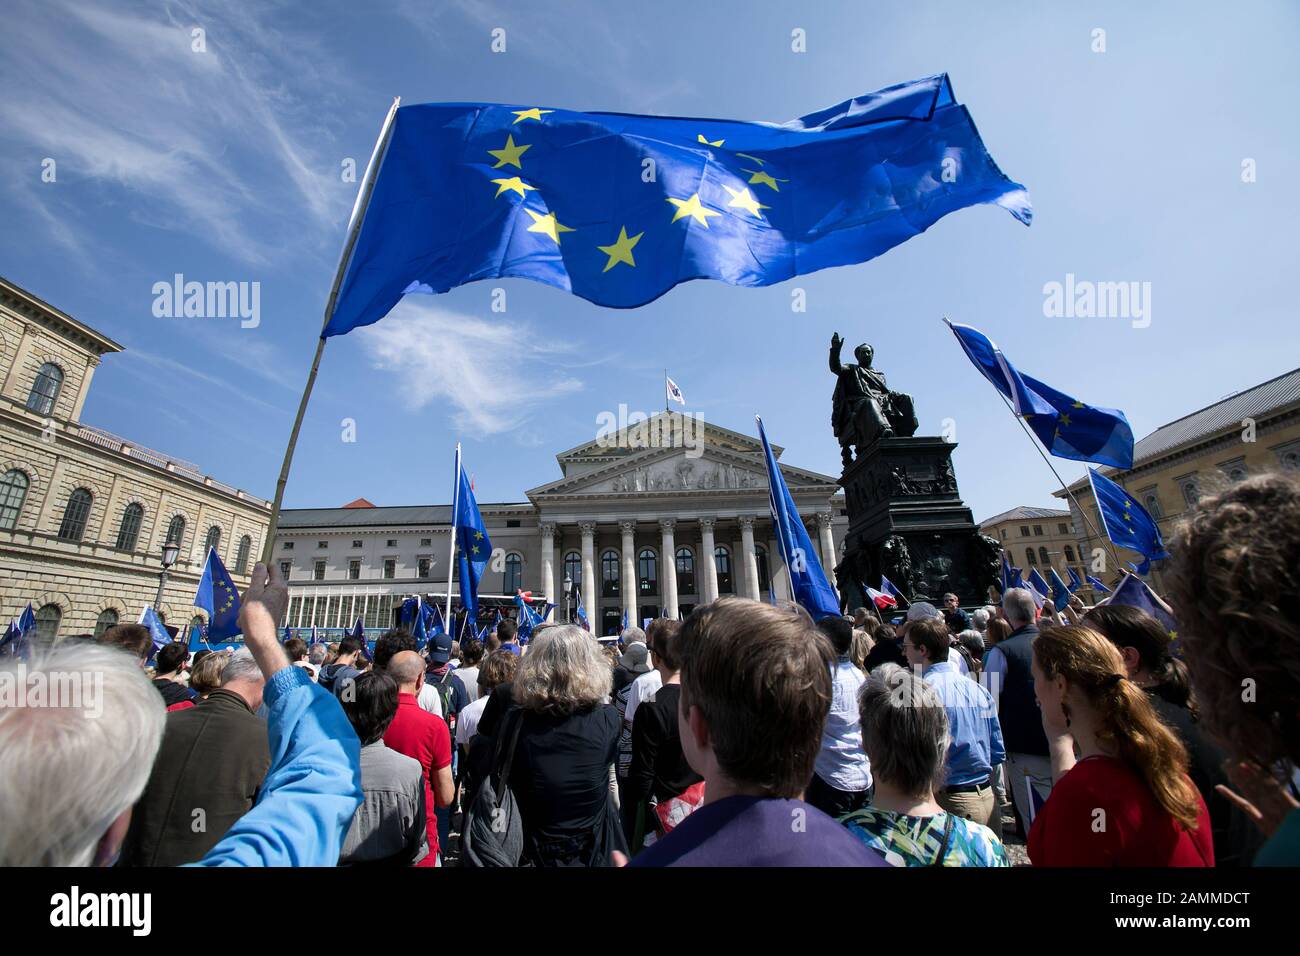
[829,332,846,375]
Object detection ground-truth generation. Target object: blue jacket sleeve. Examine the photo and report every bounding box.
[193,666,362,866]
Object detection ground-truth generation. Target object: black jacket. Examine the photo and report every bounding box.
[152,677,195,708]
[996,624,1049,756]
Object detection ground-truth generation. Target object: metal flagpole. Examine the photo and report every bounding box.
[444,443,461,629]
[259,96,402,566]
[991,390,1124,575]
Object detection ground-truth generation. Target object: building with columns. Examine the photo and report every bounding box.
[276,413,848,636]
[0,276,271,644]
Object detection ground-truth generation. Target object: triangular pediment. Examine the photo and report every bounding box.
[553,411,781,471]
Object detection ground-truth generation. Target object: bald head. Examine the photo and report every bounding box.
[388,651,425,691]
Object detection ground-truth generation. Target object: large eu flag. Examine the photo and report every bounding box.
[453,451,492,622]
[1088,468,1170,574]
[946,320,1134,469]
[195,547,242,641]
[324,74,1029,336]
[758,417,841,621]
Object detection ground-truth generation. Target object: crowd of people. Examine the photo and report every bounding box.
[0,472,1297,868]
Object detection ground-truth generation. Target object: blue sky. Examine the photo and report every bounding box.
[2,0,1296,520]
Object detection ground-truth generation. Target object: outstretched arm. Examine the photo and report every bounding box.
[829,332,845,374]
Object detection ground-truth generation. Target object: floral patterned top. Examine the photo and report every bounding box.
[841,808,1009,867]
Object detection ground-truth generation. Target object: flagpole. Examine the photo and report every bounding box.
[259,96,401,565]
[444,443,461,629]
[991,389,1124,575]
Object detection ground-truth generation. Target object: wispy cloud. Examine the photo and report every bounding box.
[357,298,584,434]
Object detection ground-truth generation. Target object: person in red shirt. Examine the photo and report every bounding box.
[1028,624,1213,867]
[383,651,454,866]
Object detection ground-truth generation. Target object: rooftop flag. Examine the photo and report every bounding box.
[323,74,1029,336]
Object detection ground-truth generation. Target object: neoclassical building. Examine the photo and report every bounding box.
[0,276,271,642]
[277,414,849,636]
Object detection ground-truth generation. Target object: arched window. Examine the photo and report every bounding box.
[563,550,581,588]
[116,502,144,551]
[1143,493,1162,518]
[58,487,92,541]
[1064,545,1076,563]
[35,603,62,643]
[1026,549,1038,566]
[714,546,733,594]
[26,363,63,416]
[189,615,206,642]
[638,548,658,594]
[0,469,30,530]
[1227,465,1247,483]
[235,535,252,574]
[675,547,696,595]
[504,552,522,593]
[754,544,770,595]
[1181,480,1200,509]
[601,549,620,597]
[1038,547,1050,565]
[165,514,186,547]
[204,525,221,557]
[1282,450,1300,471]
[94,608,119,637]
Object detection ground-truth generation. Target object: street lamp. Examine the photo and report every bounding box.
[154,541,180,612]
[563,574,573,623]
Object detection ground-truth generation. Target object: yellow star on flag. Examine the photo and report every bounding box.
[491,176,536,199]
[1059,412,1072,427]
[722,184,770,219]
[742,168,789,191]
[735,152,765,166]
[524,209,575,244]
[1072,401,1085,409]
[697,134,725,147]
[667,193,721,227]
[512,108,553,124]
[597,226,643,271]
[487,134,531,169]
[474,531,484,539]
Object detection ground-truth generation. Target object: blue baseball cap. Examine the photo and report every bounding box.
[429,629,454,664]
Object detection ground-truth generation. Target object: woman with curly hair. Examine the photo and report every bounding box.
[1166,471,1300,866]
[1028,624,1213,866]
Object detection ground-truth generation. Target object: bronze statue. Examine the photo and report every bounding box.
[829,333,918,467]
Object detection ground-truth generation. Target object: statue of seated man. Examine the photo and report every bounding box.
[829,333,918,466]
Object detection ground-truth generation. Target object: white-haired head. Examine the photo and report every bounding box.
[219,648,265,711]
[0,643,165,866]
[1001,588,1036,629]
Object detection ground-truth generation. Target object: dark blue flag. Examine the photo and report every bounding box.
[411,602,428,649]
[1106,574,1177,639]
[425,602,445,638]
[575,586,591,631]
[1027,568,1051,601]
[189,620,210,652]
[350,617,365,643]
[452,447,492,623]
[1048,567,1071,612]
[946,321,1134,469]
[758,416,841,621]
[1086,574,1111,594]
[1066,566,1083,593]
[195,547,242,641]
[139,606,171,661]
[400,597,420,630]
[324,74,1029,336]
[281,624,292,642]
[1088,468,1170,575]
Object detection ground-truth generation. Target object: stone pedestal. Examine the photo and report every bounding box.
[834,436,999,610]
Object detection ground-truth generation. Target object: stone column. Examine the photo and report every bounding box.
[579,521,597,627]
[539,522,556,606]
[817,510,836,572]
[740,516,761,600]
[699,517,718,603]
[620,520,637,628]
[659,518,679,618]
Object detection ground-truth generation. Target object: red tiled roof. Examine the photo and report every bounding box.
[342,497,376,509]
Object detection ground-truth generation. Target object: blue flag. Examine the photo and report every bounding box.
[1066,566,1083,593]
[574,586,591,631]
[350,617,365,642]
[1048,567,1071,612]
[452,449,492,623]
[1106,574,1177,639]
[139,606,171,660]
[880,574,908,607]
[1086,575,1111,594]
[194,547,242,641]
[946,321,1134,469]
[309,625,320,646]
[425,602,445,638]
[758,416,840,621]
[1024,578,1047,611]
[411,602,428,649]
[620,608,629,633]
[17,602,35,637]
[400,596,420,630]
[282,624,292,642]
[999,552,1021,594]
[323,74,1029,336]
[189,620,210,652]
[1027,568,1051,598]
[0,610,32,659]
[1088,468,1170,575]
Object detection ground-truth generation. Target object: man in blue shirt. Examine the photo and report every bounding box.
[630,599,885,867]
[904,617,1005,839]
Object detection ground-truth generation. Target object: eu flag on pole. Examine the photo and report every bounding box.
[139,606,171,660]
[189,620,209,652]
[1086,575,1111,594]
[323,74,1029,336]
[1027,568,1051,599]
[350,617,365,642]
[1087,468,1170,575]
[1048,568,1071,612]
[401,597,420,630]
[425,602,445,638]
[411,603,428,649]
[1066,566,1083,593]
[452,449,492,623]
[1106,574,1177,638]
[758,416,840,621]
[946,321,1134,469]
[195,547,242,642]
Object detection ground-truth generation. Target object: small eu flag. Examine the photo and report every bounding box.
[195,547,242,642]
[1066,566,1084,593]
[139,605,171,660]
[1086,575,1112,594]
[452,447,492,623]
[324,74,1029,336]
[946,320,1134,469]
[411,602,428,649]
[1048,567,1072,612]
[1027,568,1051,601]
[1087,468,1170,575]
[758,416,841,621]
[1106,574,1177,639]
